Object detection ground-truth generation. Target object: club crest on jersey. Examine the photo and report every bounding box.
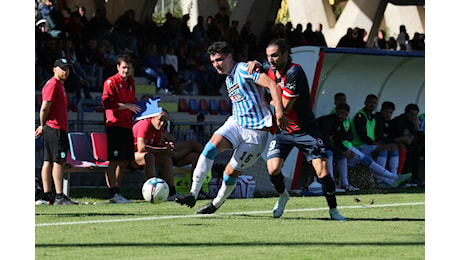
[230,93,243,102]
[119,84,123,88]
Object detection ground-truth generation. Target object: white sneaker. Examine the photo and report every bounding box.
[273,192,290,218]
[110,193,132,204]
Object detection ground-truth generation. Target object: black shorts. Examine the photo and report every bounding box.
[43,125,69,163]
[266,131,327,162]
[106,126,135,161]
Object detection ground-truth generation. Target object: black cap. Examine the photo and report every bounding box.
[54,58,71,69]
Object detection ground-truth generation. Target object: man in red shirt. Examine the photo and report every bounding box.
[132,109,207,201]
[35,58,79,205]
[102,54,140,203]
[131,110,177,197]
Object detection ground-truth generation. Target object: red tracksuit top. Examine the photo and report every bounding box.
[102,73,136,129]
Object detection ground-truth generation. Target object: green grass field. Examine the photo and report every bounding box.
[35,188,425,259]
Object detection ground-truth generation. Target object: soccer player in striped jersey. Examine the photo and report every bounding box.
[175,41,288,213]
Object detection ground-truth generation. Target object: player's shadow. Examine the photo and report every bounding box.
[224,215,425,222]
[35,212,138,217]
[35,241,425,248]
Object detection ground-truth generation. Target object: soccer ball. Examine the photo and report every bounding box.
[142,177,170,204]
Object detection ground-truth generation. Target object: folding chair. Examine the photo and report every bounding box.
[199,99,209,115]
[90,132,109,166]
[189,99,199,114]
[209,99,219,115]
[178,98,190,112]
[68,132,96,164]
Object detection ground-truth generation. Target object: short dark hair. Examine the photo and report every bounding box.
[334,92,346,101]
[336,103,350,112]
[117,54,132,65]
[365,94,378,102]
[405,103,419,114]
[207,41,232,56]
[381,101,395,111]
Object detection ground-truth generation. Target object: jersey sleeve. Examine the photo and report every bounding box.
[283,67,307,99]
[101,79,119,110]
[238,62,260,83]
[42,81,56,102]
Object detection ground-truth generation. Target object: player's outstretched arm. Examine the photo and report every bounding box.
[256,73,288,130]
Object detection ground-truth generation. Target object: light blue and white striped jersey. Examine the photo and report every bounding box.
[226,62,273,129]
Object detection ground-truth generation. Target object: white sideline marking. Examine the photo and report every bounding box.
[35,202,424,227]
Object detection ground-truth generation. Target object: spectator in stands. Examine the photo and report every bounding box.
[240,20,258,60]
[79,38,104,91]
[206,16,222,42]
[45,0,67,38]
[111,9,140,58]
[159,44,185,94]
[77,6,89,28]
[180,14,193,43]
[164,46,179,73]
[374,101,401,174]
[175,41,288,214]
[318,103,359,191]
[387,37,397,50]
[409,32,425,52]
[214,6,230,31]
[36,41,51,90]
[101,54,141,203]
[38,36,60,75]
[391,104,422,186]
[396,25,409,50]
[87,7,113,42]
[258,20,275,50]
[65,11,83,49]
[61,38,93,100]
[225,20,243,58]
[191,15,209,50]
[35,58,79,205]
[351,94,411,187]
[38,0,53,20]
[315,23,327,47]
[137,15,162,51]
[161,13,181,51]
[336,27,354,48]
[353,27,367,48]
[191,44,225,95]
[176,44,196,95]
[372,29,387,49]
[322,100,409,190]
[143,43,169,94]
[302,22,319,46]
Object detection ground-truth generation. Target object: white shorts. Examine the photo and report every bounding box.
[215,117,269,171]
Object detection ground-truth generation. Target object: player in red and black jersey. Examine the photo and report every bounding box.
[250,38,346,220]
